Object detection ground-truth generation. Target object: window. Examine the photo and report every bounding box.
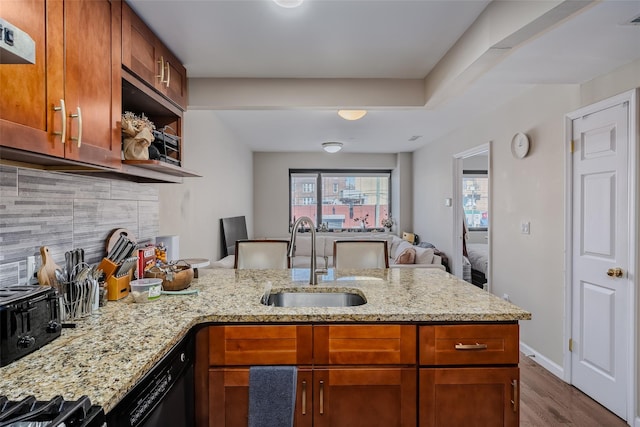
[290,170,391,231]
[462,171,488,230]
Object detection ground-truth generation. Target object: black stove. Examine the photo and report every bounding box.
[0,285,62,367]
[0,395,105,426]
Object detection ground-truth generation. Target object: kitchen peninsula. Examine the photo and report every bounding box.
[0,268,530,426]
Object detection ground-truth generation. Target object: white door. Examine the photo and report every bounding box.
[570,100,630,419]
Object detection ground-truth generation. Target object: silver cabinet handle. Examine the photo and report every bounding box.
[511,379,518,413]
[52,99,66,144]
[69,107,82,148]
[165,61,171,87]
[455,343,488,350]
[301,380,307,415]
[156,56,165,84]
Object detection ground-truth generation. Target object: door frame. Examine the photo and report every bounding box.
[452,143,491,290]
[563,88,638,424]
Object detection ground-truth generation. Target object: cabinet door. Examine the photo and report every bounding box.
[314,367,417,427]
[208,368,313,427]
[419,367,519,427]
[62,0,121,168]
[122,2,187,110]
[157,47,187,110]
[0,0,64,157]
[121,2,162,87]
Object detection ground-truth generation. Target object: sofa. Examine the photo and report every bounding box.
[212,233,445,270]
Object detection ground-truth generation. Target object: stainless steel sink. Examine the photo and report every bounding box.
[262,291,366,307]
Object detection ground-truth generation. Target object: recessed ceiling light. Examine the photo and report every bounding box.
[273,0,304,8]
[337,110,367,121]
[322,142,343,153]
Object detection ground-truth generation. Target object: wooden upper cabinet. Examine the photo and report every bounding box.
[122,2,187,110]
[0,0,121,169]
[0,0,63,157]
[62,0,122,168]
[159,48,187,109]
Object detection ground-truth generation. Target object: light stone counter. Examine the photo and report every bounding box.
[0,268,530,412]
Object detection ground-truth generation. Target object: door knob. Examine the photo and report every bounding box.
[606,268,623,278]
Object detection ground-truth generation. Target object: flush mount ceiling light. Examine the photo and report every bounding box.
[322,142,343,153]
[273,0,304,8]
[337,110,367,121]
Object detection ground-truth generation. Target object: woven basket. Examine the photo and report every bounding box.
[144,261,193,291]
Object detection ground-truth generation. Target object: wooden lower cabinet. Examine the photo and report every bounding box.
[197,323,520,427]
[208,367,416,427]
[313,367,416,427]
[418,367,519,427]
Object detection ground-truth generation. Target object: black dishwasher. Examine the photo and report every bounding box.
[107,332,194,427]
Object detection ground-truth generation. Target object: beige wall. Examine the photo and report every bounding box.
[414,58,640,369]
[253,152,399,238]
[157,110,253,263]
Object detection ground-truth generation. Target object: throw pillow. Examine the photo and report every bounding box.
[414,247,435,264]
[393,240,413,258]
[395,247,416,264]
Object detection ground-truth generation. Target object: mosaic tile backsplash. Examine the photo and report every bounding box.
[0,165,159,287]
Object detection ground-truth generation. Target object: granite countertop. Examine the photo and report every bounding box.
[0,268,530,412]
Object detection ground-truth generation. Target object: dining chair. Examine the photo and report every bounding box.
[333,240,389,269]
[234,240,290,269]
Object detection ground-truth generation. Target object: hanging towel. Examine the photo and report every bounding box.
[248,366,298,427]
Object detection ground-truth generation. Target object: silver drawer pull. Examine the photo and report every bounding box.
[455,342,488,350]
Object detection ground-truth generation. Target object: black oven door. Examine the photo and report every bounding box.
[106,333,194,427]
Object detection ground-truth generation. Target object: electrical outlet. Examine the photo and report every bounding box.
[521,221,530,234]
[502,293,510,302]
[26,255,37,285]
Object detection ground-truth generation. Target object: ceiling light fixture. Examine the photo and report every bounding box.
[273,0,304,8]
[337,110,367,121]
[322,142,343,153]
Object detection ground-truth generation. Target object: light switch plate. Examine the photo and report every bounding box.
[445,198,452,207]
[521,221,530,234]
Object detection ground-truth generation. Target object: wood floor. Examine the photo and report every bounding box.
[520,353,628,426]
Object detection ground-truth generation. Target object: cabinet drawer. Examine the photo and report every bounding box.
[419,324,518,366]
[314,324,416,365]
[209,325,313,366]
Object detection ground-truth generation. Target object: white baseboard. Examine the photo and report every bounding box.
[520,341,565,380]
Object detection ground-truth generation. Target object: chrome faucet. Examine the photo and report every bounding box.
[289,216,324,285]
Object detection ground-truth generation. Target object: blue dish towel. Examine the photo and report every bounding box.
[248,366,298,427]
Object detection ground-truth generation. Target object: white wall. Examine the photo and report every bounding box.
[394,152,413,235]
[253,152,398,238]
[414,58,640,369]
[157,110,253,263]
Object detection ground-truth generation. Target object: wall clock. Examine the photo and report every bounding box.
[511,132,530,159]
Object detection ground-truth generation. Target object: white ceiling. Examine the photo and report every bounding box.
[128,0,640,153]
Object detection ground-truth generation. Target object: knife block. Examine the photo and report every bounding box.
[107,273,130,301]
[98,258,119,280]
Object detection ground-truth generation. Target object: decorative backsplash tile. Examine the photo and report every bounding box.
[0,166,159,286]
